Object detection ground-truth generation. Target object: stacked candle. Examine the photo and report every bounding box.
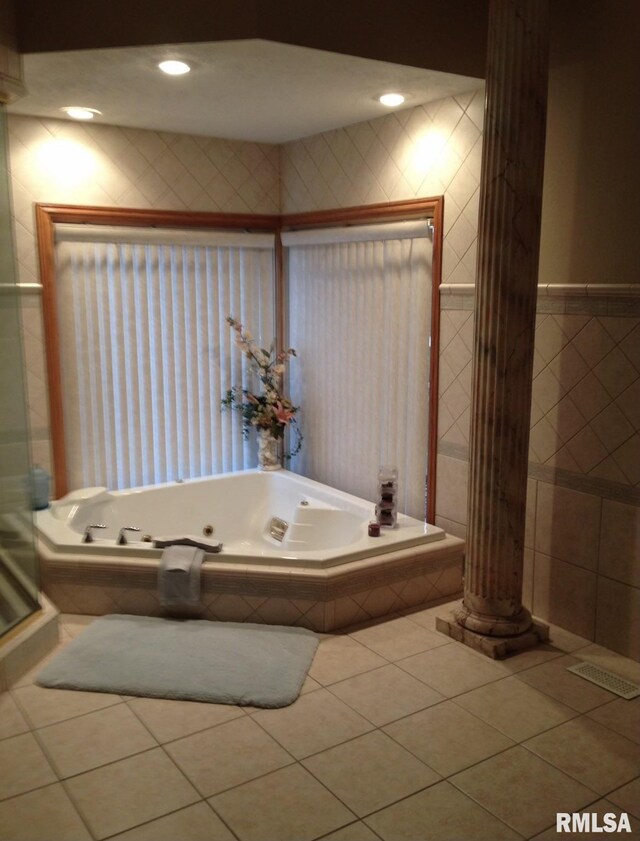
[375,465,398,528]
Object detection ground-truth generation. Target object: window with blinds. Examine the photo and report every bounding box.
[282,220,432,520]
[54,224,275,491]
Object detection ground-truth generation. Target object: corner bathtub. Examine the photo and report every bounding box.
[36,470,465,632]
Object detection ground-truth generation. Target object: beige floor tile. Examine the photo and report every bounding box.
[302,730,440,817]
[300,674,321,694]
[399,598,458,630]
[317,821,381,841]
[0,732,56,800]
[36,702,157,777]
[525,717,640,794]
[546,623,592,653]
[126,695,245,743]
[250,687,373,759]
[165,715,293,796]
[0,782,92,841]
[529,798,640,839]
[454,675,577,741]
[108,802,236,841]
[350,616,451,661]
[383,699,514,776]
[65,747,199,839]
[0,691,30,739]
[209,763,355,841]
[59,614,96,638]
[608,777,640,819]
[365,780,521,841]
[517,654,616,711]
[451,746,597,837]
[397,644,508,697]
[309,635,387,685]
[328,663,445,726]
[588,697,640,744]
[489,644,565,674]
[12,682,123,728]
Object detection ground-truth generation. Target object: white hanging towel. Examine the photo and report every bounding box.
[158,546,204,606]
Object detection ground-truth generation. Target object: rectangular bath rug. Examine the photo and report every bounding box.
[37,614,319,708]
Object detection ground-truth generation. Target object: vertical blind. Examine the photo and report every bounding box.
[54,226,275,491]
[283,221,432,519]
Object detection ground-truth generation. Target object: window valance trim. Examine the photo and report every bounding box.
[55,224,275,249]
[281,219,432,247]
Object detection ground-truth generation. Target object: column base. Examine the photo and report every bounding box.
[454,600,533,636]
[436,605,550,660]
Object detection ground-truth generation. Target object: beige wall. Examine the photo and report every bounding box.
[281,88,484,281]
[540,0,640,286]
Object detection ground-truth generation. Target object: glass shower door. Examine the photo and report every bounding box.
[0,103,39,635]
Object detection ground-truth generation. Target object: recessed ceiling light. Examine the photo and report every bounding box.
[60,106,102,121]
[158,60,191,76]
[379,93,405,107]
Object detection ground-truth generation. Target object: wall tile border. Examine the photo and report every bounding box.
[441,283,640,315]
[437,440,640,508]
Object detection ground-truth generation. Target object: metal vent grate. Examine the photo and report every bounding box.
[567,662,640,699]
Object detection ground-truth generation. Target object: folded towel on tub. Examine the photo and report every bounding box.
[158,545,204,606]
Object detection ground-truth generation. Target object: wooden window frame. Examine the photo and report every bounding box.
[36,196,443,522]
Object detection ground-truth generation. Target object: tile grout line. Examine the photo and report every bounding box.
[0,779,98,841]
[518,715,640,796]
[446,743,603,838]
[3,609,638,838]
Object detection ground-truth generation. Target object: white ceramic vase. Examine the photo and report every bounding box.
[257,428,281,471]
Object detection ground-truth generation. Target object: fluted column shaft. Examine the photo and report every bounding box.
[456,0,549,636]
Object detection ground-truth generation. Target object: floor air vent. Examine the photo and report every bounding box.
[567,662,640,699]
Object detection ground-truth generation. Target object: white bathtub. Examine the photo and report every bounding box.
[36,470,465,631]
[36,469,444,569]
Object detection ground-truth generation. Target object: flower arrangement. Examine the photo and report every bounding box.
[221,316,303,461]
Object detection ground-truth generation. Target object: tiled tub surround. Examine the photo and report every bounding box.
[436,285,640,661]
[36,471,464,632]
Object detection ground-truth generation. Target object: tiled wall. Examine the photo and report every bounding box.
[281,88,485,287]
[7,114,281,471]
[437,290,640,660]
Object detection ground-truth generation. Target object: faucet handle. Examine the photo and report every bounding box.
[117,526,141,546]
[82,524,107,543]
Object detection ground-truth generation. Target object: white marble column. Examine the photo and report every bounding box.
[438,0,550,657]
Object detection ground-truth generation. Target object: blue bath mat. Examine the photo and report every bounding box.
[36,614,319,708]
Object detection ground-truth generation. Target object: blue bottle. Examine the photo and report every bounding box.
[29,466,50,510]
